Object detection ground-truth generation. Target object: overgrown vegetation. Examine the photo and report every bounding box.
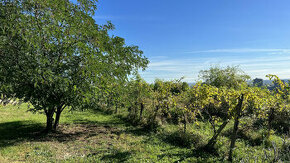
[98,66,290,162]
[0,0,289,162]
[0,104,289,162]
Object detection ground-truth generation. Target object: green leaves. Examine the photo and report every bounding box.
[199,65,250,89]
[0,0,148,130]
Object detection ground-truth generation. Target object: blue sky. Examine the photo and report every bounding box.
[94,0,290,83]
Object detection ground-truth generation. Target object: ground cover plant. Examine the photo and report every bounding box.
[0,103,289,162]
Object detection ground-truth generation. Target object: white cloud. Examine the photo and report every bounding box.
[141,50,290,83]
[186,48,290,54]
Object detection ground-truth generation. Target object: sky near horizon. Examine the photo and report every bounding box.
[94,0,290,83]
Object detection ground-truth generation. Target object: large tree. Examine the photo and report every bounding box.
[0,0,148,132]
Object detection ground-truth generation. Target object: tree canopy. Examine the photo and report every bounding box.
[0,0,148,132]
[199,65,250,89]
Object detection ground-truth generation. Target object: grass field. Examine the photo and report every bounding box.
[0,104,289,162]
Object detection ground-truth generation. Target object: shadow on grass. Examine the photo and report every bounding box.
[0,119,124,148]
[122,124,226,162]
[124,126,154,137]
[0,121,44,148]
[159,130,204,149]
[71,119,125,126]
[222,127,264,146]
[0,109,128,148]
[155,147,222,163]
[124,125,205,149]
[101,150,132,162]
[0,111,225,162]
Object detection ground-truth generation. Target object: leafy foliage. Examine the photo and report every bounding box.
[100,67,289,162]
[199,65,250,89]
[0,1,289,161]
[0,0,148,132]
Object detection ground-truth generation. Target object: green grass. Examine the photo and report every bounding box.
[0,104,289,162]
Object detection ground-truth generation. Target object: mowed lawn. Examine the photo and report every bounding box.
[0,104,288,162]
[0,104,192,163]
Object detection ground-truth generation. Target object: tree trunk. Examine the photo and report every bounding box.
[153,105,159,122]
[228,117,240,162]
[134,102,138,119]
[183,112,187,133]
[139,102,144,120]
[53,104,65,131]
[53,110,61,130]
[205,119,229,149]
[150,105,159,128]
[228,94,244,162]
[44,108,55,133]
[115,105,118,114]
[267,108,275,138]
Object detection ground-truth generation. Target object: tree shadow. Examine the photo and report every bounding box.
[0,119,123,148]
[123,126,153,136]
[156,149,192,162]
[0,109,131,149]
[0,121,44,148]
[158,130,204,149]
[71,119,125,126]
[155,148,223,163]
[101,150,132,162]
[0,113,226,162]
[222,127,263,146]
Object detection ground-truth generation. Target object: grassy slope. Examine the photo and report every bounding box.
[0,104,288,162]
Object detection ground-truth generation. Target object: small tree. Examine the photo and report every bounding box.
[227,86,267,161]
[177,82,216,133]
[149,79,175,127]
[0,0,148,132]
[199,65,250,89]
[198,66,249,149]
[126,74,151,121]
[264,75,290,135]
